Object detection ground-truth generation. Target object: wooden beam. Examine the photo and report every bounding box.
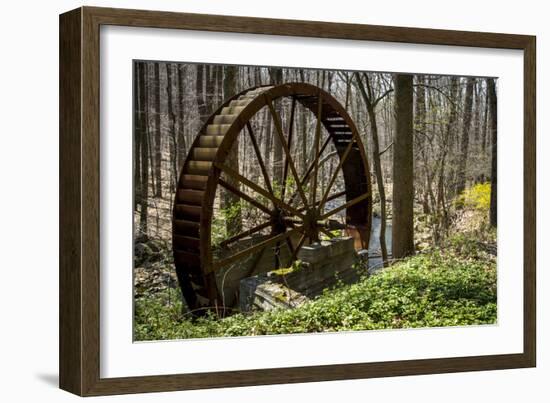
[320,192,370,220]
[318,139,356,212]
[246,122,274,196]
[267,99,310,209]
[213,227,302,270]
[219,220,272,248]
[281,97,297,201]
[219,178,272,216]
[215,162,304,218]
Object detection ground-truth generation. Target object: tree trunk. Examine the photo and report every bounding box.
[176,65,187,171]
[481,85,489,153]
[488,78,498,227]
[435,77,459,242]
[134,63,142,210]
[136,62,149,237]
[367,103,389,265]
[354,73,389,266]
[222,65,242,234]
[166,64,178,188]
[299,69,308,172]
[414,75,429,214]
[472,82,481,148]
[152,63,162,197]
[214,65,223,105]
[196,65,208,125]
[268,67,284,185]
[205,65,217,115]
[392,74,414,259]
[456,77,475,194]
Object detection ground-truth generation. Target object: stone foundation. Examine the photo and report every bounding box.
[239,237,365,312]
[213,233,301,308]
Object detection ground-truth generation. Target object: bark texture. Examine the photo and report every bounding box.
[392,74,415,259]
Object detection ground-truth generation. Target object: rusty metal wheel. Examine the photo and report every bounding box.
[173,83,372,315]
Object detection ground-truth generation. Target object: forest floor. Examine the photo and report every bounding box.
[134,183,497,341]
[134,232,497,341]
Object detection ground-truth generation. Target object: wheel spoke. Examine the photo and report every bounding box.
[215,162,304,219]
[281,97,296,201]
[317,218,346,231]
[246,122,274,197]
[288,136,331,207]
[219,220,272,248]
[304,136,331,182]
[311,94,323,206]
[297,190,346,213]
[219,178,272,216]
[318,151,339,167]
[212,226,303,270]
[319,192,370,220]
[318,139,356,213]
[267,99,310,210]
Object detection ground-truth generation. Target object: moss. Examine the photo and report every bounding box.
[271,260,304,276]
[271,267,294,276]
[273,289,289,302]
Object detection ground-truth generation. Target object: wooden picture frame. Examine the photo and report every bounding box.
[59,6,536,396]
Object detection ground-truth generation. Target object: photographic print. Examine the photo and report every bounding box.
[132,61,498,341]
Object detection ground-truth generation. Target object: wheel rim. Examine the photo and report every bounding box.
[173,83,372,314]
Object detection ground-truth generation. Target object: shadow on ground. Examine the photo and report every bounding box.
[35,373,58,388]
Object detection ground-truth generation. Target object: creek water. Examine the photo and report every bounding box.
[323,196,391,272]
[368,215,392,272]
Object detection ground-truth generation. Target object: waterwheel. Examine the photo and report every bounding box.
[173,82,372,315]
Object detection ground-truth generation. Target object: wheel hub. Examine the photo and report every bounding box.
[271,208,287,233]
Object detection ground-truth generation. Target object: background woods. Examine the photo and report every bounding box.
[133,61,497,255]
[133,61,498,338]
